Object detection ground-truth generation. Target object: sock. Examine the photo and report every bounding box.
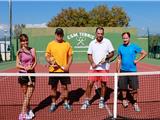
[100,97,104,100]
[51,102,56,105]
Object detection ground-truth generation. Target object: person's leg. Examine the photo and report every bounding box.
[19,76,31,113]
[99,70,108,99]
[100,81,106,98]
[61,84,69,103]
[81,80,94,109]
[18,76,29,119]
[118,76,129,108]
[49,76,58,112]
[60,76,72,111]
[130,89,138,103]
[99,81,106,108]
[21,85,28,114]
[81,70,96,109]
[85,80,94,99]
[24,84,35,119]
[129,76,140,112]
[51,84,58,103]
[26,77,35,111]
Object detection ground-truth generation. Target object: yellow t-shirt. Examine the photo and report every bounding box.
[45,40,73,72]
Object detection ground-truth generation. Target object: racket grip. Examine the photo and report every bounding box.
[61,66,65,70]
[28,76,32,86]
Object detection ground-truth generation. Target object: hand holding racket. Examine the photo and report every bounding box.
[97,54,109,66]
[47,54,64,70]
[97,50,118,66]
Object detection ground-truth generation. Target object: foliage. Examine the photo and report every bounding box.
[109,6,130,27]
[48,5,130,27]
[48,7,89,27]
[88,5,110,26]
[14,24,25,39]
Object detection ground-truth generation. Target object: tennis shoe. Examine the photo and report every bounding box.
[133,103,141,112]
[18,113,26,120]
[49,103,57,112]
[122,100,128,108]
[81,100,90,110]
[63,103,72,111]
[26,110,35,119]
[99,99,105,109]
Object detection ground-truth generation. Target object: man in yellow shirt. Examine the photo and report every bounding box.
[45,28,73,112]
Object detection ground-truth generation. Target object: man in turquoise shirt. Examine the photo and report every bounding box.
[116,32,147,112]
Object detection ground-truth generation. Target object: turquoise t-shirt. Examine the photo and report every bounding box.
[118,43,142,72]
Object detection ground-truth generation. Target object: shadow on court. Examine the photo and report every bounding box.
[118,90,136,105]
[32,88,85,113]
[69,88,85,105]
[32,91,61,113]
[90,87,114,105]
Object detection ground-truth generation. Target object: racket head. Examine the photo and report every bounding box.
[97,54,108,66]
[109,50,118,63]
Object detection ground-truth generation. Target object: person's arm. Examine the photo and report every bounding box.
[116,55,121,73]
[45,53,52,65]
[88,54,97,69]
[16,51,25,70]
[30,48,37,70]
[45,44,54,65]
[134,50,147,64]
[64,54,73,72]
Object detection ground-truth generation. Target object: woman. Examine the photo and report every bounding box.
[16,34,37,120]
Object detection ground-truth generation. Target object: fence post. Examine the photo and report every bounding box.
[113,73,118,119]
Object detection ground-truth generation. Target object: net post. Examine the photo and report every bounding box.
[113,73,118,119]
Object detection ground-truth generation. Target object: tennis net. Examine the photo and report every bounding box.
[0,72,160,120]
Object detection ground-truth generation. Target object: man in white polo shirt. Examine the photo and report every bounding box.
[81,27,114,109]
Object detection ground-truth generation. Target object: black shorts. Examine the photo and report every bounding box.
[48,72,71,86]
[18,76,35,85]
[18,71,35,85]
[118,70,139,90]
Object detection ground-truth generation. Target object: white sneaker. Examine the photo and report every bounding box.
[99,99,105,109]
[63,103,72,111]
[49,103,57,112]
[81,101,90,110]
[26,110,34,120]
[133,103,141,112]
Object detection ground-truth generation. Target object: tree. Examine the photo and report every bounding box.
[47,5,130,27]
[108,6,130,27]
[14,24,23,51]
[88,5,111,27]
[47,8,89,27]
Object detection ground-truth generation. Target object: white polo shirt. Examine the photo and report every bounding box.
[87,38,114,70]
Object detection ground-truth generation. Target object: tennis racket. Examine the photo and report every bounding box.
[97,50,118,66]
[46,53,64,70]
[108,50,118,63]
[28,75,33,86]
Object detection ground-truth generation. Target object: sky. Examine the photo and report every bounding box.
[0,0,160,35]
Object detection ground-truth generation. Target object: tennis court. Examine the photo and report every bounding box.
[0,62,160,120]
[0,27,160,120]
